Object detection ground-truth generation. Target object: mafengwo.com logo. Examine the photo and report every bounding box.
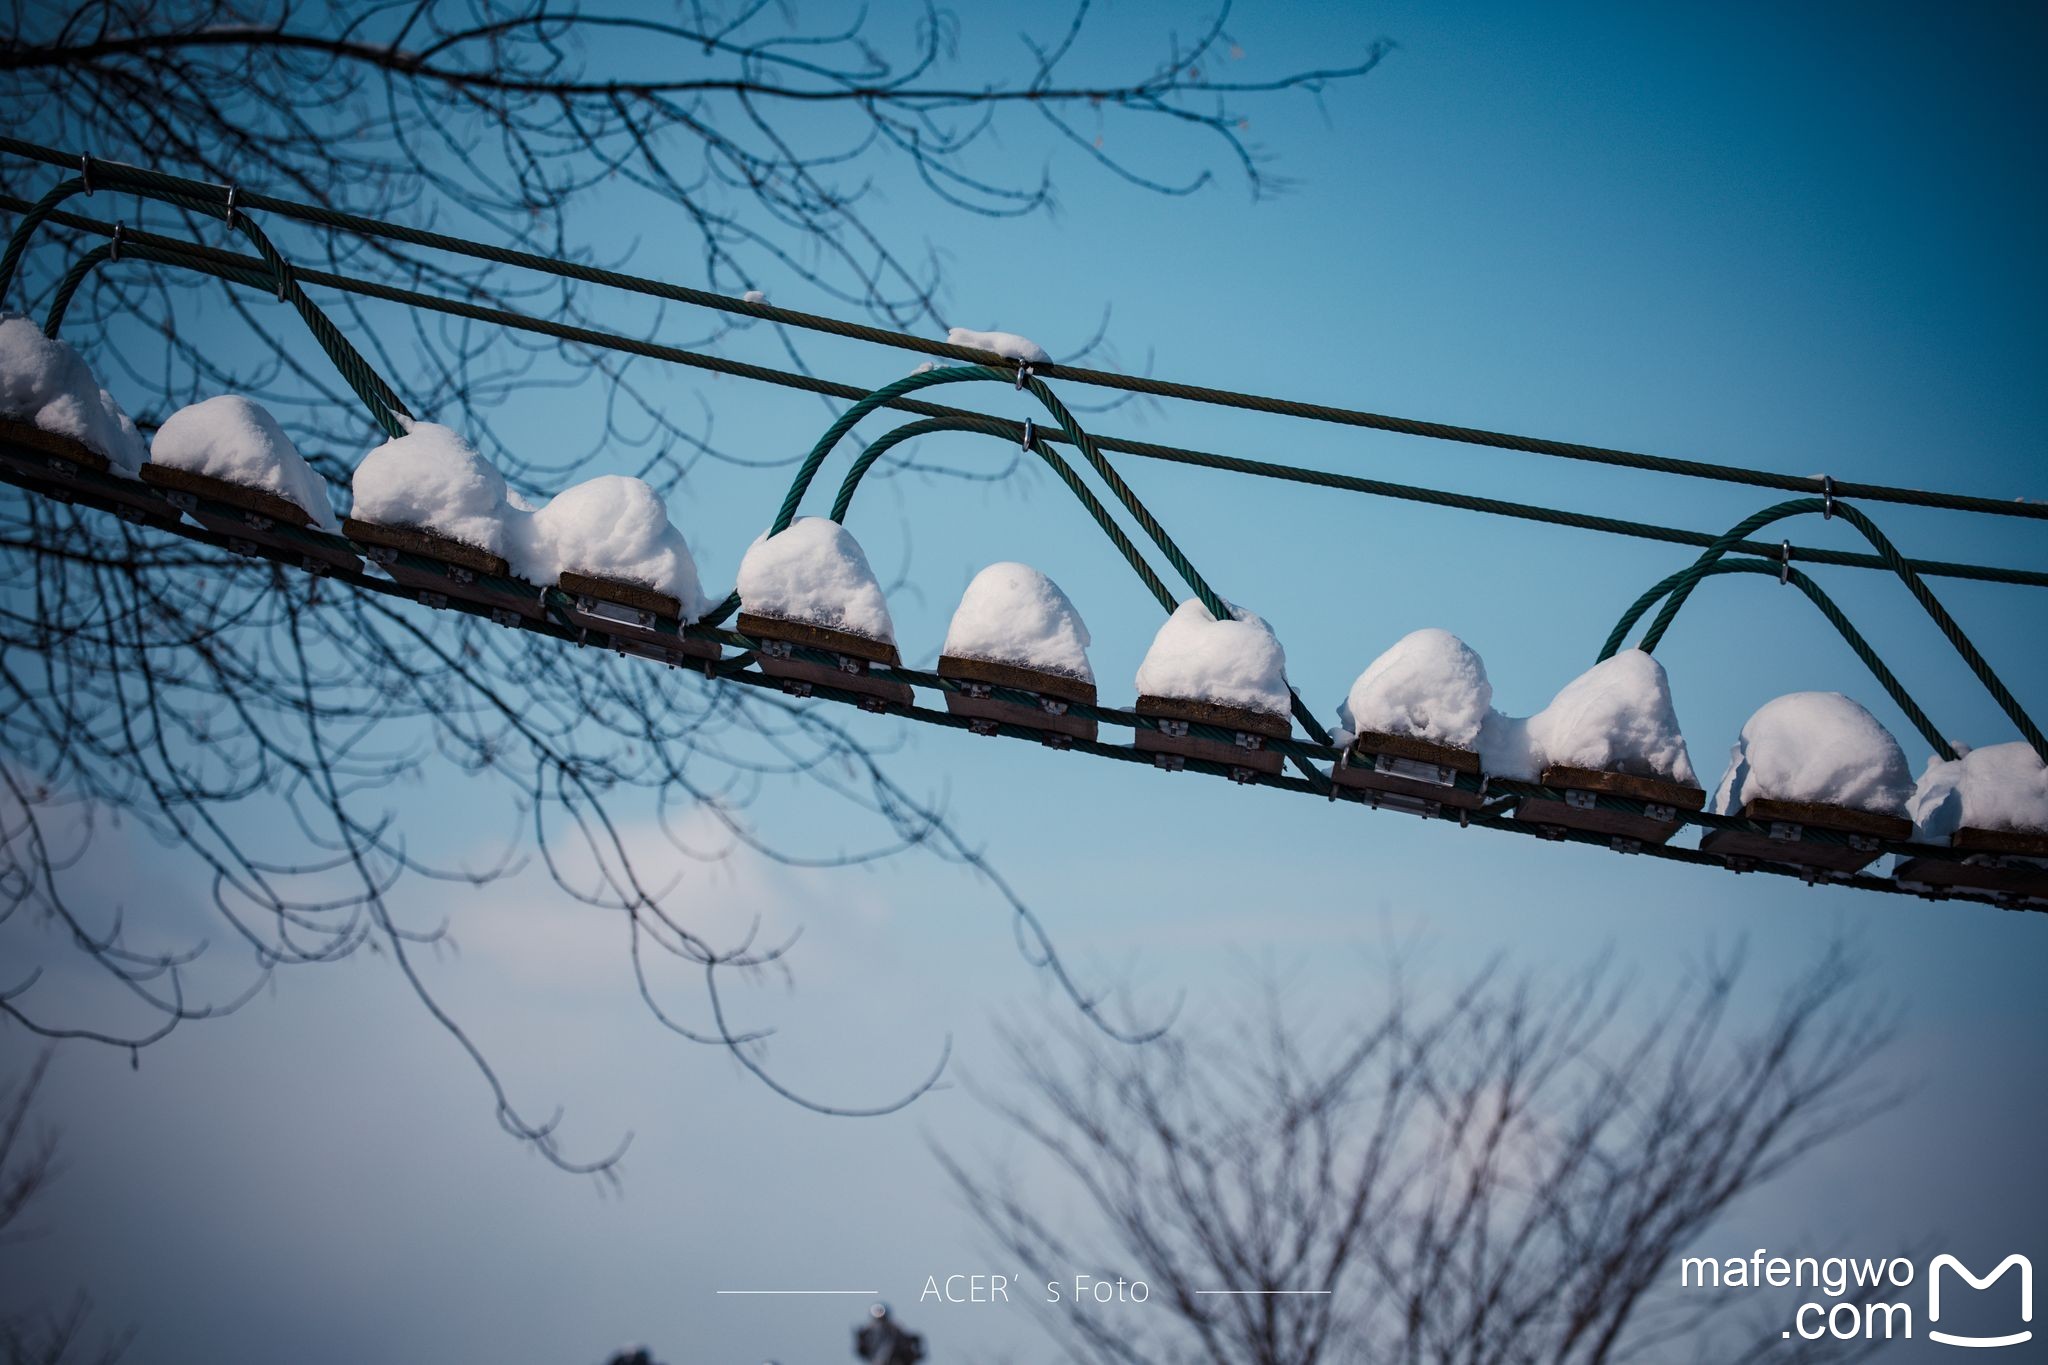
[1679,1250,2032,1347]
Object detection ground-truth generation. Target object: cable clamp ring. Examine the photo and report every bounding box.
[1019,417,1034,452]
[224,184,239,231]
[1778,538,1792,584]
[1821,475,1836,519]
[273,261,291,302]
[108,223,124,262]
[79,153,94,195]
[1014,360,1032,390]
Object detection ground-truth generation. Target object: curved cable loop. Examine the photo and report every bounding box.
[825,414,1179,613]
[746,364,1332,751]
[1603,558,1954,758]
[1606,497,2043,761]
[2,173,409,439]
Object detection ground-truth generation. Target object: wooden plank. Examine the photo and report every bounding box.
[342,517,510,577]
[943,691,1095,741]
[1952,825,2048,858]
[1699,827,1884,874]
[752,650,912,707]
[737,610,900,666]
[1540,765,1706,810]
[937,653,1095,705]
[559,569,682,619]
[1739,797,1911,842]
[0,415,110,472]
[1893,852,2048,901]
[1353,729,1481,774]
[1135,693,1291,740]
[140,463,313,527]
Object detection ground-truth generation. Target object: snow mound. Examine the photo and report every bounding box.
[1709,692,1911,816]
[742,290,767,304]
[350,422,516,557]
[151,394,338,529]
[1135,599,1291,719]
[517,475,709,618]
[735,516,895,643]
[947,327,1049,364]
[941,562,1093,682]
[1339,628,1491,749]
[1502,650,1697,785]
[0,313,147,475]
[1908,741,2048,840]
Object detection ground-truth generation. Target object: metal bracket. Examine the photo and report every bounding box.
[1374,751,1456,788]
[1644,802,1678,824]
[418,590,449,610]
[1229,765,1257,785]
[1769,820,1804,843]
[969,718,999,737]
[1157,718,1190,739]
[1038,697,1068,717]
[1821,475,1836,519]
[1564,789,1598,812]
[1232,730,1264,751]
[1152,752,1186,772]
[78,153,93,195]
[1778,539,1792,585]
[224,184,239,231]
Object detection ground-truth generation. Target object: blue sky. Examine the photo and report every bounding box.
[3,2,2045,1361]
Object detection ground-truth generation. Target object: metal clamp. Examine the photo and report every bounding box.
[108,223,124,262]
[1014,361,1032,390]
[1019,418,1035,452]
[223,184,239,231]
[1821,475,1836,519]
[1778,538,1792,585]
[1157,718,1190,739]
[78,153,93,195]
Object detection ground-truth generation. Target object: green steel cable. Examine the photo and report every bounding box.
[1608,497,2045,761]
[2,454,2030,909]
[1601,557,1954,759]
[8,197,2044,596]
[752,364,1333,750]
[0,136,2040,522]
[4,175,408,438]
